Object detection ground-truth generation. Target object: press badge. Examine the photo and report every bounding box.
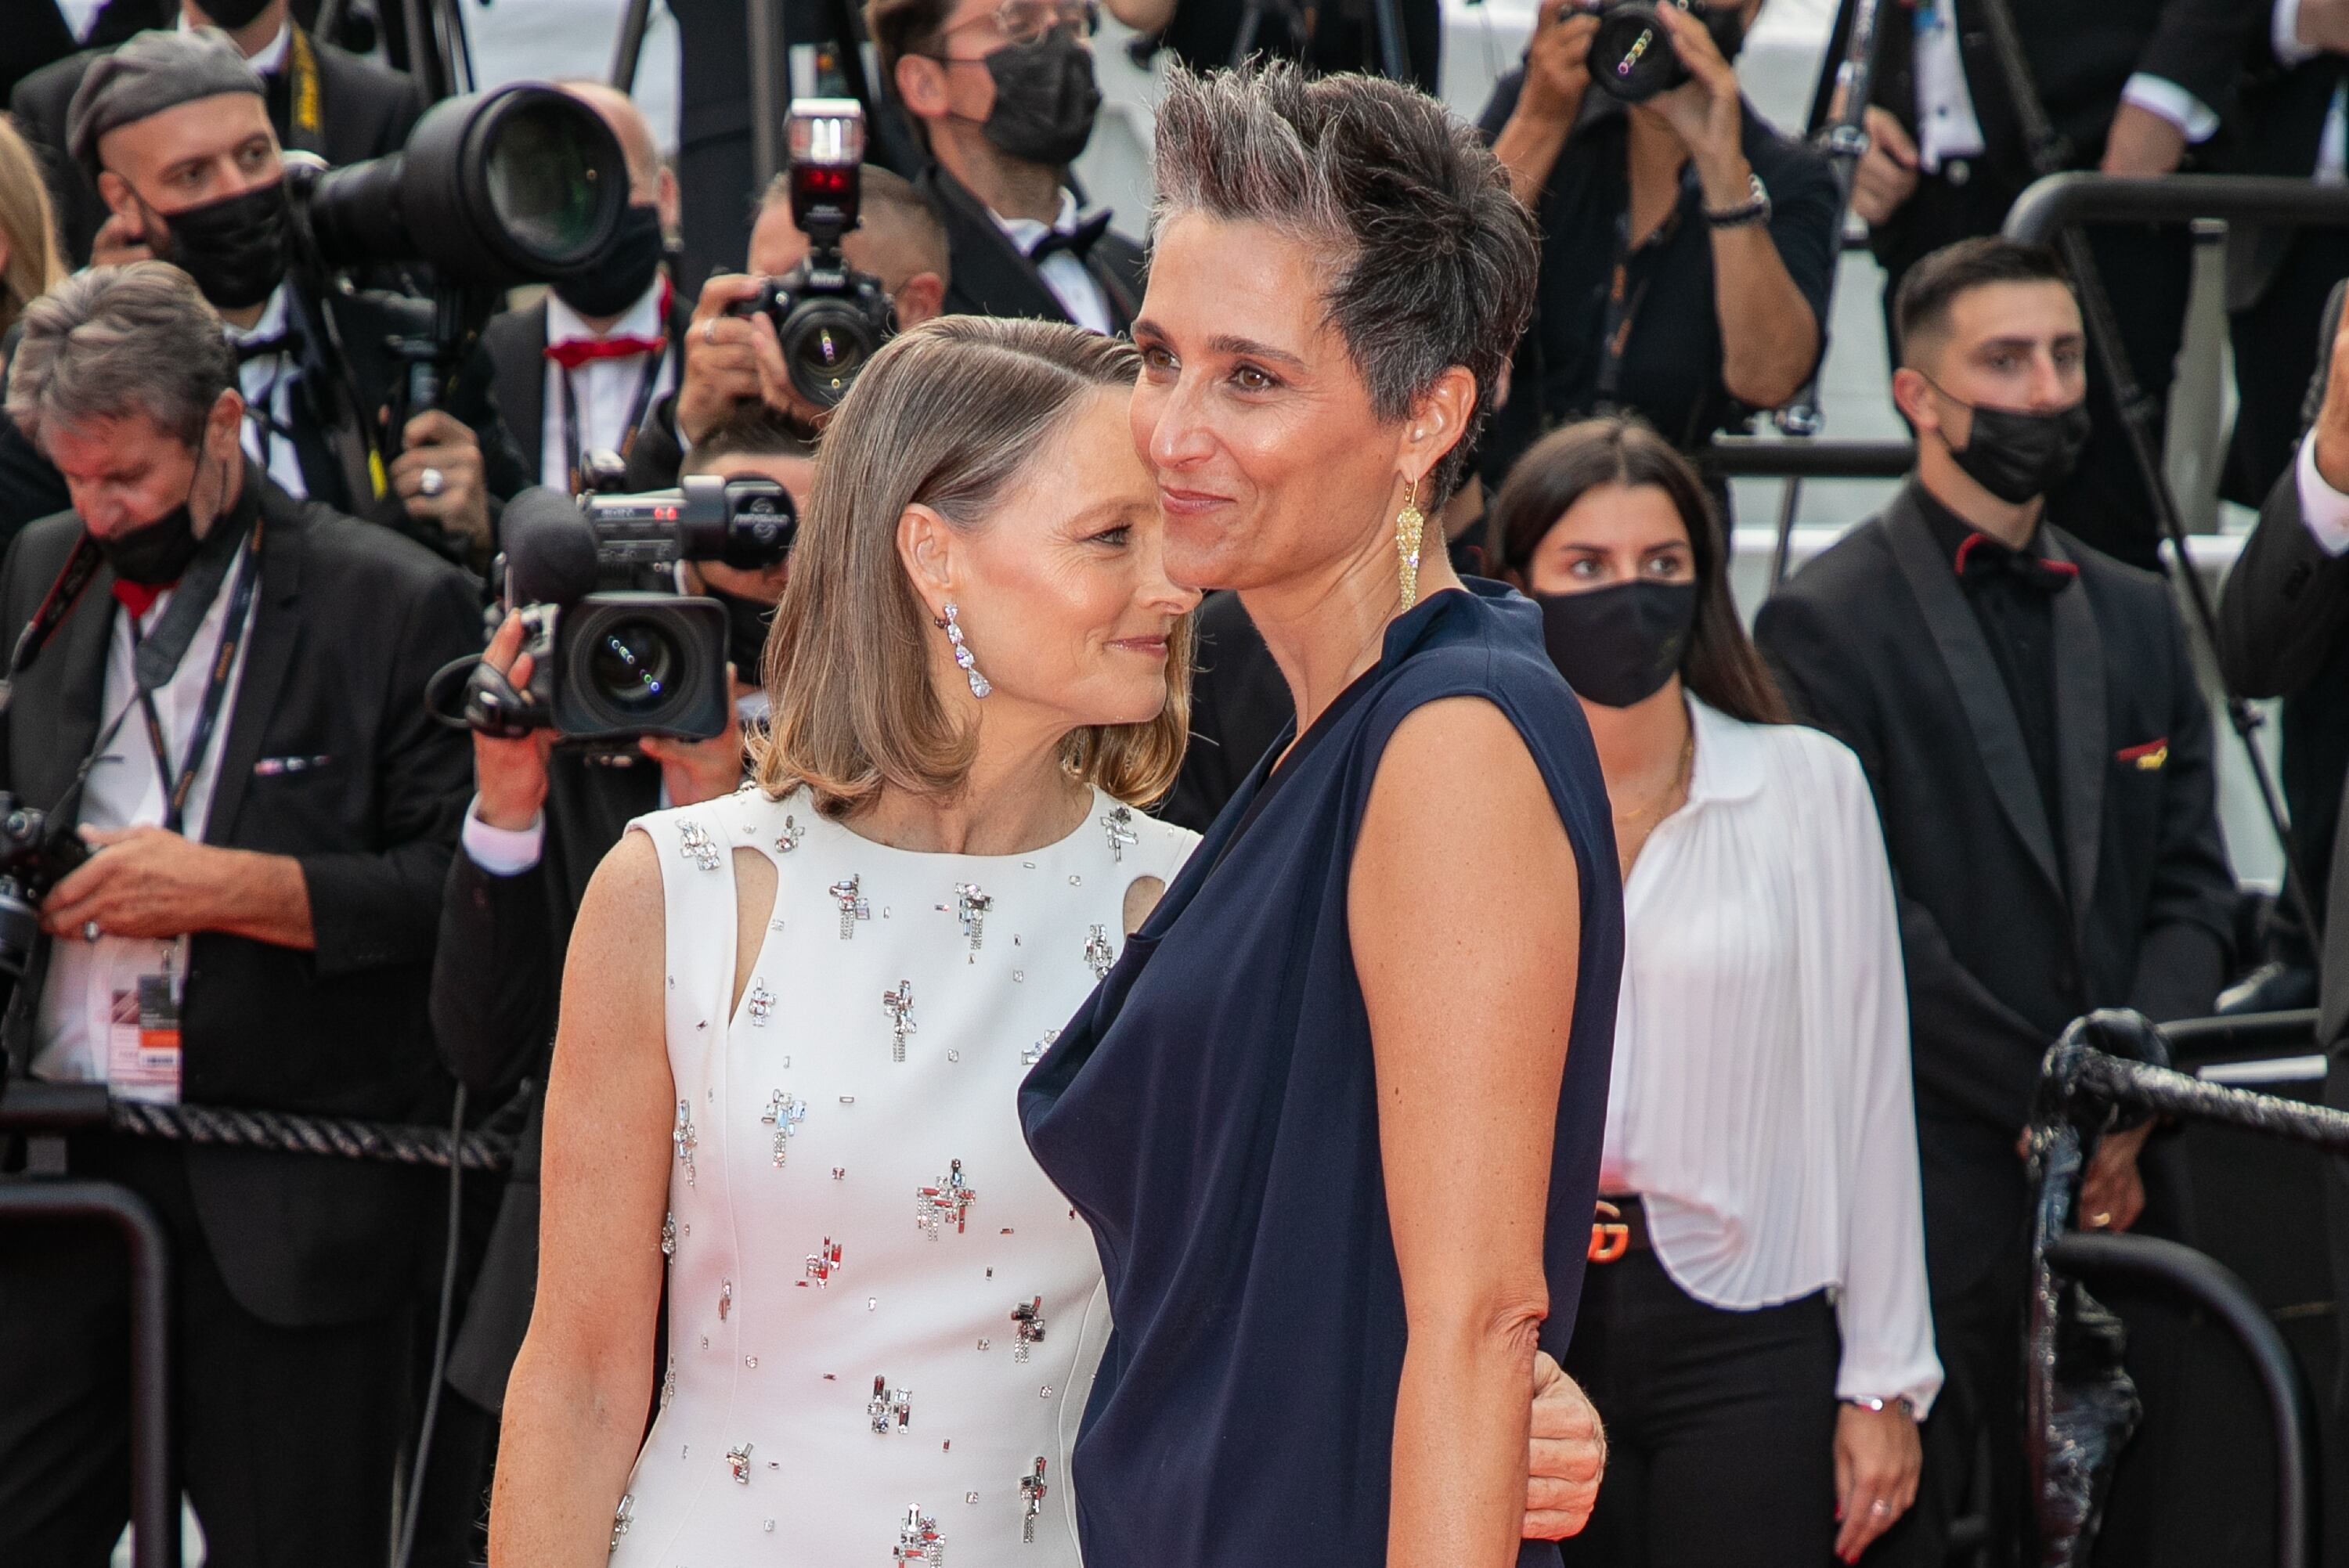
[103,939,186,1104]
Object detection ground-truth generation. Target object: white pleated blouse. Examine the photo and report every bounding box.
[1600,697,1943,1415]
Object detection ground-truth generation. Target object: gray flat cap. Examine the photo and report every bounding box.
[67,27,265,182]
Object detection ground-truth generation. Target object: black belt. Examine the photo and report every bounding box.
[1588,1194,1654,1263]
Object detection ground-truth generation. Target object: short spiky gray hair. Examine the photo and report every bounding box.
[1151,62,1538,503]
[5,261,235,453]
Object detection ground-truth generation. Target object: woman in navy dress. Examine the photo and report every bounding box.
[1021,63,1625,1568]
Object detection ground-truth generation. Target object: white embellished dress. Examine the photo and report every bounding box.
[612,783,1196,1568]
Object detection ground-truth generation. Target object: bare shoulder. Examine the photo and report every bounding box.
[1375,696,1558,838]
[585,826,666,925]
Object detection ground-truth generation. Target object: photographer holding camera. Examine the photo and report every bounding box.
[1477,0,1836,485]
[0,261,479,1565]
[0,27,532,564]
[425,411,810,1509]
[626,151,948,488]
[872,0,1145,333]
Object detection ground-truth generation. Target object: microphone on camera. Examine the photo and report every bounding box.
[500,485,601,608]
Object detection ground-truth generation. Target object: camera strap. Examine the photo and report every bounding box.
[2,535,107,707]
[558,338,672,495]
[122,509,265,837]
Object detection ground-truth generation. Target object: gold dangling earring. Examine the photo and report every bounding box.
[1394,475,1426,611]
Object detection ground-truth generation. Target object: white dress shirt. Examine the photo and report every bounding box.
[226,285,307,499]
[2293,426,2349,555]
[1602,697,1943,1414]
[34,568,258,1090]
[538,279,677,491]
[992,189,1114,337]
[1909,0,2217,175]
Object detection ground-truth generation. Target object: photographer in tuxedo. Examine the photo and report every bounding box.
[0,261,478,1566]
[1755,237,2235,1566]
[2216,276,2349,1423]
[869,0,1146,333]
[424,412,817,1535]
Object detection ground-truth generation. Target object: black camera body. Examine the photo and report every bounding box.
[723,99,895,409]
[1586,0,1739,103]
[0,795,89,986]
[470,477,797,744]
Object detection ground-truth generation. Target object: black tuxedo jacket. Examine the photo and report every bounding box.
[916,165,1144,333]
[0,472,481,1326]
[11,23,423,268]
[0,282,533,561]
[2225,41,2349,312]
[5,0,160,101]
[482,286,697,487]
[1822,0,2254,265]
[431,752,659,1408]
[1755,485,2234,1293]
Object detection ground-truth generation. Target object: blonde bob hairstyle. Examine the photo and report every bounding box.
[752,315,1193,816]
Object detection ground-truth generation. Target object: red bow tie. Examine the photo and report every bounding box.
[545,333,666,371]
[113,579,171,619]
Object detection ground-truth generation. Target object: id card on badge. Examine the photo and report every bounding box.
[104,938,186,1104]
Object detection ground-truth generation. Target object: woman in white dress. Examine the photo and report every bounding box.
[491,319,1198,1566]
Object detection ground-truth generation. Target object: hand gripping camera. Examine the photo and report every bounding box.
[1586,0,1744,102]
[0,797,88,990]
[464,477,797,744]
[725,100,896,409]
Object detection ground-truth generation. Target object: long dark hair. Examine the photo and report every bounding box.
[1491,416,1787,725]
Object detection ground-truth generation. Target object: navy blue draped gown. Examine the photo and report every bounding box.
[1021,581,1624,1567]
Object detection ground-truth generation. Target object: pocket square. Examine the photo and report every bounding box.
[2116,738,2169,772]
[252,755,332,777]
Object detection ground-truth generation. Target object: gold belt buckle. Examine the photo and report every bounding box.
[1588,1199,1630,1263]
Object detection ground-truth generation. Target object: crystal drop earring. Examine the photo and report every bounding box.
[938,603,991,698]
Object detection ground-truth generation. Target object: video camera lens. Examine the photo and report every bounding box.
[588,617,685,713]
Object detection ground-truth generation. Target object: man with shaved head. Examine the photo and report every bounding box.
[479,81,693,496]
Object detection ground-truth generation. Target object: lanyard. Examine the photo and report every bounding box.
[121,517,265,838]
[559,339,671,495]
[1594,202,1676,411]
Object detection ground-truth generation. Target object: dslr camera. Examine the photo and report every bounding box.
[725,100,896,409]
[0,795,89,990]
[464,474,798,744]
[1586,0,1745,102]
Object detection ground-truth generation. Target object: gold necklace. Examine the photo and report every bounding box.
[1612,730,1694,830]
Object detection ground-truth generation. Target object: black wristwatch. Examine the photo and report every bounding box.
[1704,171,1771,230]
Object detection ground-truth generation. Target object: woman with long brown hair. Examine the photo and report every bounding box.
[0,114,67,341]
[1493,415,1940,1566]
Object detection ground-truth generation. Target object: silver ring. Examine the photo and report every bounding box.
[1869,1500,1891,1517]
[82,920,101,943]
[703,317,719,345]
[419,466,446,498]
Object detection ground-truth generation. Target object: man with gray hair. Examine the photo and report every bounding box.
[0,261,478,1565]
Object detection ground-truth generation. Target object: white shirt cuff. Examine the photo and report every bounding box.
[2296,431,2349,556]
[2276,0,2323,65]
[2120,74,2221,143]
[462,795,547,876]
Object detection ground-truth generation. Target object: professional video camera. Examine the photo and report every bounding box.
[459,475,798,744]
[0,795,88,990]
[281,82,630,449]
[1587,0,1744,102]
[725,99,896,409]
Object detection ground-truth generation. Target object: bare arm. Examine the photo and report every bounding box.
[1488,0,1598,208]
[1354,697,1582,1568]
[489,830,673,1567]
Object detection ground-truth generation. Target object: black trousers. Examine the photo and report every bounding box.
[0,1139,413,1568]
[1558,1247,1841,1568]
[1878,171,2196,573]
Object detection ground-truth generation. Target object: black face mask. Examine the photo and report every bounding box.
[196,0,276,26]
[980,33,1102,168]
[553,203,667,319]
[1534,580,1699,709]
[1929,382,2092,506]
[97,443,224,587]
[705,582,779,681]
[146,180,288,312]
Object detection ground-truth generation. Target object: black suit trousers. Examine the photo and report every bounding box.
[1878,176,2194,571]
[0,1139,412,1568]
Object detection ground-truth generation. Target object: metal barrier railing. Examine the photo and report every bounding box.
[2026,1010,2349,1567]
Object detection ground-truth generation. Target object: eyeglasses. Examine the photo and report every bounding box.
[939,0,1100,49]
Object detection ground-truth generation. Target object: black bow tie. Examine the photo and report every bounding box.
[1027,210,1113,268]
[1955,532,2079,595]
